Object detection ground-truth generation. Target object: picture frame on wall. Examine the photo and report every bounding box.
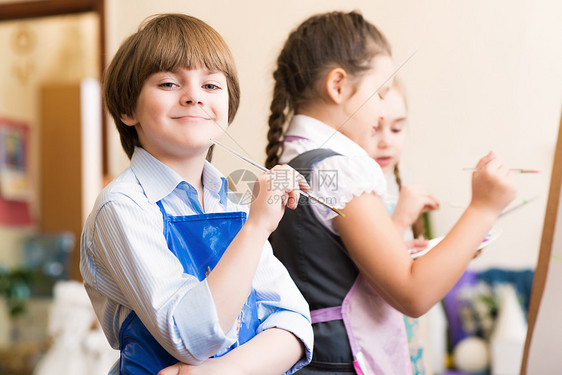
[0,117,33,226]
[0,119,30,201]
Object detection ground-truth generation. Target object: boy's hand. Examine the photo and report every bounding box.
[246,164,309,234]
[470,151,517,217]
[157,359,241,375]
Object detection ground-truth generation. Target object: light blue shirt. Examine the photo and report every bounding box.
[80,147,313,374]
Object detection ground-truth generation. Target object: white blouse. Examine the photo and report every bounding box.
[279,114,387,234]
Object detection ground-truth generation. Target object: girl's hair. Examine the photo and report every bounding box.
[104,13,240,159]
[393,163,428,239]
[391,80,428,239]
[265,11,391,169]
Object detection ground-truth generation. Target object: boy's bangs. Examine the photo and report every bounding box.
[146,25,231,76]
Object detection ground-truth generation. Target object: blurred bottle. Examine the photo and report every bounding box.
[489,284,527,375]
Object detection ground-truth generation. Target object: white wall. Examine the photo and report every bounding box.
[106,0,562,270]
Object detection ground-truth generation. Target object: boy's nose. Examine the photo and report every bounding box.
[181,89,202,105]
[183,96,201,105]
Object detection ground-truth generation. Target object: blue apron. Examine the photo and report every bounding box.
[118,200,259,374]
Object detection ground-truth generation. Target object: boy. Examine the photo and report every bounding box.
[81,13,312,374]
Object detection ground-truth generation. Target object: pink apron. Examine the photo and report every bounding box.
[311,274,411,375]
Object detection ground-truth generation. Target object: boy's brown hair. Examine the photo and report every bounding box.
[104,13,240,159]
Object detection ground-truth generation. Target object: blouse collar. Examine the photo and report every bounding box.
[285,114,369,158]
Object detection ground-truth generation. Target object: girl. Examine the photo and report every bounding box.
[81,14,312,375]
[374,80,438,374]
[376,81,438,242]
[266,11,516,375]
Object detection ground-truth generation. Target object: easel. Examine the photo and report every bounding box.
[521,110,562,374]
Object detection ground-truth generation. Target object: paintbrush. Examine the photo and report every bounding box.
[211,138,345,217]
[447,196,538,217]
[499,196,538,217]
[462,168,540,173]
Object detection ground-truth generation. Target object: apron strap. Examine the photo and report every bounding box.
[310,306,343,324]
[282,135,307,143]
[156,200,169,236]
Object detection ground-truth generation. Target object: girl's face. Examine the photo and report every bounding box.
[339,54,396,160]
[371,87,408,174]
[122,67,229,164]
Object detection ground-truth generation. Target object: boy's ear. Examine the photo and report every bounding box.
[120,113,138,126]
[325,68,347,104]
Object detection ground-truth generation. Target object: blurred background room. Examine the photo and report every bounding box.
[0,0,561,374]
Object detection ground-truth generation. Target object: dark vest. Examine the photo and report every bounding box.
[271,149,358,373]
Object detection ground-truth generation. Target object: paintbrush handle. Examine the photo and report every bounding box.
[300,191,346,217]
[212,139,269,173]
[499,197,537,217]
[211,139,345,217]
[462,168,539,173]
[509,169,540,173]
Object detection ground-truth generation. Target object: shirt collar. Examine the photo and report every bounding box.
[285,114,369,158]
[202,160,230,206]
[130,147,228,205]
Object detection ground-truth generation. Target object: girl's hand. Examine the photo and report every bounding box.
[470,151,517,217]
[246,164,309,234]
[392,184,439,232]
[406,239,430,255]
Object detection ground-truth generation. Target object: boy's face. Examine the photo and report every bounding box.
[121,67,229,163]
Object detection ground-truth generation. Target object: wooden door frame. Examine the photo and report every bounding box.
[0,0,107,174]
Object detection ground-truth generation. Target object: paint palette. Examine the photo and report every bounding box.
[409,227,503,259]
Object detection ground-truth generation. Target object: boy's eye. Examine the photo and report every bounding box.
[203,83,220,90]
[159,82,177,89]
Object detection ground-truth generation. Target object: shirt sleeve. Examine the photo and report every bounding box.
[87,194,238,364]
[308,154,387,234]
[252,241,313,374]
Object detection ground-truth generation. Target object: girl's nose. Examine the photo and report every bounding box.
[377,130,390,147]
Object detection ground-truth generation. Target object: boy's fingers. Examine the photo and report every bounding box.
[296,173,310,192]
[286,190,300,210]
[272,164,309,192]
[157,363,181,375]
